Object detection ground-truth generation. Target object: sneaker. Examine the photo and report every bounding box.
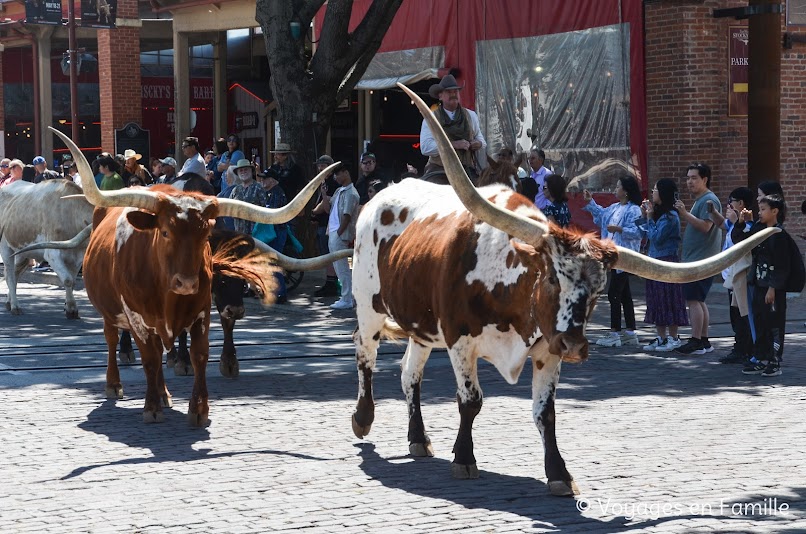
[675,338,706,355]
[701,338,714,353]
[620,332,639,347]
[719,349,746,364]
[642,336,665,351]
[655,336,680,352]
[595,332,621,347]
[330,299,354,310]
[742,358,767,375]
[761,361,782,377]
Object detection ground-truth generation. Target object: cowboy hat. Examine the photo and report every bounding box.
[233,159,253,171]
[428,74,464,99]
[123,149,142,161]
[270,143,293,153]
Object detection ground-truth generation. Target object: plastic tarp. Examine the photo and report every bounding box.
[477,23,635,192]
[355,46,444,90]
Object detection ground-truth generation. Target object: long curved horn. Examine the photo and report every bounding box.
[615,226,780,282]
[216,162,339,223]
[397,83,547,243]
[12,224,93,256]
[50,127,162,212]
[252,238,352,271]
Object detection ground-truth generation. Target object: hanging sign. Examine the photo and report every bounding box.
[80,0,117,28]
[728,25,749,117]
[24,0,63,25]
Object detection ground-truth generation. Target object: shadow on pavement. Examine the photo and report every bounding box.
[355,443,806,530]
[61,399,329,480]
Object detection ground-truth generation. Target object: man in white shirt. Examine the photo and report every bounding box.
[525,149,551,209]
[419,74,486,181]
[178,137,207,178]
[327,163,360,310]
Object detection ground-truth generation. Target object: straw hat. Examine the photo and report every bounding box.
[123,149,142,161]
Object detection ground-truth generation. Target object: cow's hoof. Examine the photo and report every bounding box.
[143,410,165,423]
[351,413,372,439]
[548,479,580,497]
[173,362,194,376]
[166,352,176,369]
[409,442,434,457]
[451,462,479,479]
[9,307,22,316]
[162,394,173,408]
[65,309,80,320]
[118,351,136,365]
[105,385,124,399]
[187,411,209,427]
[219,358,239,378]
[4,302,9,311]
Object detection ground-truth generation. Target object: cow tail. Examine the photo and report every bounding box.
[380,318,408,343]
[212,235,279,305]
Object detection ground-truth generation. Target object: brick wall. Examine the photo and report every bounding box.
[97,0,141,153]
[645,0,806,235]
[0,52,4,145]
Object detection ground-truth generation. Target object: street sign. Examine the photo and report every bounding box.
[24,0,63,25]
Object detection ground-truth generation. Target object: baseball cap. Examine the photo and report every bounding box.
[316,155,334,165]
[160,157,177,167]
[32,156,46,165]
[360,152,376,162]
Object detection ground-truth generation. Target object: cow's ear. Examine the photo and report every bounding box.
[487,154,496,166]
[510,240,544,271]
[127,211,158,231]
[514,152,524,167]
[202,204,218,220]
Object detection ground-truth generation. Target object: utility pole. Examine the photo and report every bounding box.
[747,0,781,190]
[67,0,80,143]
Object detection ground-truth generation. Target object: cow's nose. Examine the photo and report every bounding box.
[549,333,589,363]
[171,274,199,295]
[221,305,245,320]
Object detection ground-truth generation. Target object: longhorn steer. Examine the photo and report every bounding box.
[0,180,94,318]
[350,84,780,495]
[53,127,338,425]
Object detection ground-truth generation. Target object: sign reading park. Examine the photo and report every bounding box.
[728,25,749,118]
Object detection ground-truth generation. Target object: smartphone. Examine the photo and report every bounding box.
[674,192,680,202]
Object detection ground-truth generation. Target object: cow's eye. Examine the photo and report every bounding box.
[548,275,559,285]
[162,231,169,238]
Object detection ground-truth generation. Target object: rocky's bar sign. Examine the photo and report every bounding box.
[728,25,748,117]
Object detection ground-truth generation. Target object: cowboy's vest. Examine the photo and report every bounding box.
[427,105,474,169]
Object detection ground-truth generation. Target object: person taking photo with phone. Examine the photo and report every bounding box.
[583,176,643,348]
[673,163,722,355]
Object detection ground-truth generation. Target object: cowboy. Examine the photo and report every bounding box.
[121,149,153,186]
[267,142,305,201]
[419,74,487,181]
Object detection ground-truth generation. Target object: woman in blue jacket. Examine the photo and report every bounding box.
[635,178,689,351]
[583,176,643,348]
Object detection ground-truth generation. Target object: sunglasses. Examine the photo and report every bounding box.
[0,165,8,168]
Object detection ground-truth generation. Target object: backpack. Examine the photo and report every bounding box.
[784,230,805,293]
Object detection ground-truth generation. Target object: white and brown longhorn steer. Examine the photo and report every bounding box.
[350,84,779,496]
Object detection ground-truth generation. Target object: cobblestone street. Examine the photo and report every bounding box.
[0,273,804,532]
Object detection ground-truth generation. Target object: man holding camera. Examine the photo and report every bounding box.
[673,163,722,355]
